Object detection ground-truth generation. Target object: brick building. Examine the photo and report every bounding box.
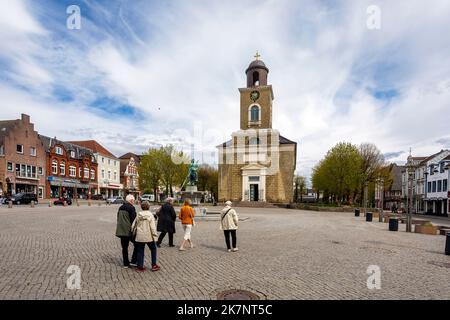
[119,153,140,198]
[0,114,46,198]
[68,140,123,198]
[39,135,98,199]
[217,55,297,203]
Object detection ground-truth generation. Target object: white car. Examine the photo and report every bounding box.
[106,196,124,204]
[140,194,155,202]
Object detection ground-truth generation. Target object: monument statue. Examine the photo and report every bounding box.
[187,159,199,186]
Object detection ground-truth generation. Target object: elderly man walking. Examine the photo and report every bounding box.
[115,194,138,268]
[156,197,177,247]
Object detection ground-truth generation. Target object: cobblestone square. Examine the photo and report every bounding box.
[0,205,449,300]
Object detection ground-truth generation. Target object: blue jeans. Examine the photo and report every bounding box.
[136,241,158,268]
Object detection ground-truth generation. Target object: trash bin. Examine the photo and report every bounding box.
[355,209,360,217]
[389,218,399,231]
[366,212,373,222]
[446,232,450,256]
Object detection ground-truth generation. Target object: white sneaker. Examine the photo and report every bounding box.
[179,247,186,251]
[227,249,232,252]
[232,248,239,252]
[129,263,137,267]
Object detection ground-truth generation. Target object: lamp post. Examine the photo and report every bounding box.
[378,178,384,222]
[406,161,415,232]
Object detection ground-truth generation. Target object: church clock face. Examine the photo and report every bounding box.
[250,90,260,102]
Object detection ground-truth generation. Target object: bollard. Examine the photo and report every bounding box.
[445,232,450,255]
[63,200,67,207]
[8,200,12,209]
[354,209,360,217]
[389,218,399,231]
[366,212,373,222]
[31,200,35,208]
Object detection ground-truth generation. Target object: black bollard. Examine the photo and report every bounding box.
[445,232,450,256]
[355,209,360,217]
[366,212,373,222]
[389,218,399,231]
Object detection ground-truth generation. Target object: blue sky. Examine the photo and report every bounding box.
[1,0,450,181]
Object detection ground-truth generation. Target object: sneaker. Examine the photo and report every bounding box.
[123,265,129,269]
[227,249,232,252]
[232,248,239,252]
[129,263,137,267]
[179,247,186,251]
[136,267,146,272]
[169,244,175,247]
[151,265,161,272]
[190,243,194,249]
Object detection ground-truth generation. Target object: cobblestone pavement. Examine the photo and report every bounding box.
[0,205,449,300]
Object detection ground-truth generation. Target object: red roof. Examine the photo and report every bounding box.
[68,140,117,158]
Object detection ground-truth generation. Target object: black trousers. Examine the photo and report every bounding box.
[157,232,174,246]
[120,236,137,266]
[223,230,237,249]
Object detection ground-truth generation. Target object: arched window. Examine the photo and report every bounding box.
[60,161,65,175]
[252,71,259,86]
[250,105,260,122]
[52,160,58,175]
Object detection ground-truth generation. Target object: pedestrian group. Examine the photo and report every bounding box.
[115,195,239,272]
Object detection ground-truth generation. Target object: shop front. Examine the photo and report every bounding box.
[48,176,89,199]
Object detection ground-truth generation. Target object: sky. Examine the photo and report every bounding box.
[1,0,450,183]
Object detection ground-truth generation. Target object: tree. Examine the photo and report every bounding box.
[198,165,218,199]
[294,175,306,202]
[139,148,163,201]
[358,143,385,205]
[312,142,363,204]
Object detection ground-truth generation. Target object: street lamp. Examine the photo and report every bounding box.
[378,178,384,222]
[406,161,415,232]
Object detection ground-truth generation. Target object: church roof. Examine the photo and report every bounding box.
[245,59,269,73]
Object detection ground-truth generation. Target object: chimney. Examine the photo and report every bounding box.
[21,114,30,124]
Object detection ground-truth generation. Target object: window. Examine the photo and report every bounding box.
[249,137,259,145]
[108,159,110,165]
[91,169,95,180]
[84,167,89,179]
[252,71,259,86]
[69,166,76,177]
[55,146,63,155]
[438,180,442,192]
[249,176,260,182]
[16,144,23,154]
[108,171,111,179]
[70,151,75,158]
[427,181,431,193]
[102,170,105,179]
[30,147,36,156]
[432,181,436,193]
[79,167,82,178]
[114,171,117,180]
[250,106,259,122]
[102,157,104,163]
[38,167,43,175]
[60,161,65,176]
[444,179,448,192]
[0,145,4,155]
[7,162,13,171]
[114,161,116,166]
[440,163,445,173]
[52,160,58,175]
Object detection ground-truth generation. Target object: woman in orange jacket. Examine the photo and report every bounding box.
[178,199,195,251]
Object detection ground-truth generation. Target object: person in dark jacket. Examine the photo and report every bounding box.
[115,194,138,268]
[156,197,177,247]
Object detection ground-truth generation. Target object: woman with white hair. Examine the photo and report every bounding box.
[220,201,239,252]
[156,197,177,247]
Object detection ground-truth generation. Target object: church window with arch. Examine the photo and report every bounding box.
[250,105,260,122]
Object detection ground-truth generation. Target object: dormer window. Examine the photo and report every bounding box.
[70,151,75,158]
[55,146,63,155]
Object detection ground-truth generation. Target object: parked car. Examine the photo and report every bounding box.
[91,194,105,201]
[106,196,124,204]
[140,194,155,202]
[53,197,72,206]
[11,193,38,205]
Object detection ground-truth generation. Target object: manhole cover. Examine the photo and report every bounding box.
[217,289,260,300]
[428,261,450,269]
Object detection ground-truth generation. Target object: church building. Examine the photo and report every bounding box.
[217,54,297,203]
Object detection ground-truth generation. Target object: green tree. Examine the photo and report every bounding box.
[358,143,385,205]
[139,148,163,201]
[197,164,218,198]
[294,175,306,202]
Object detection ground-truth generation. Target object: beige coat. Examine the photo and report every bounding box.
[131,211,158,243]
[220,206,238,230]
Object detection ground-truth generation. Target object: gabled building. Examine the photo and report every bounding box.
[68,140,122,198]
[119,152,140,198]
[39,135,98,199]
[0,114,46,198]
[423,151,450,216]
